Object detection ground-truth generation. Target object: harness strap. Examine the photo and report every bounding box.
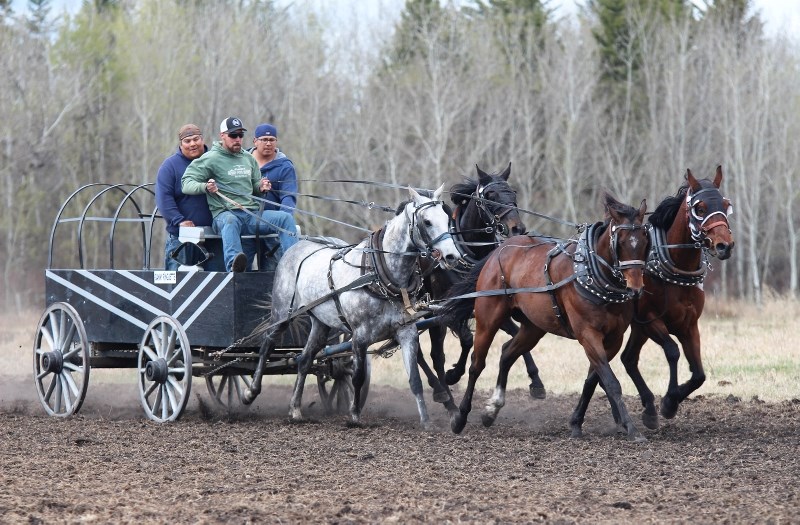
[328,250,352,330]
[544,243,576,338]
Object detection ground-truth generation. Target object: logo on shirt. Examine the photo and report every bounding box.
[227,165,252,178]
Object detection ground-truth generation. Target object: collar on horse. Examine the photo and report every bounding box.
[573,221,646,304]
[645,225,708,286]
[361,227,424,301]
[449,204,497,269]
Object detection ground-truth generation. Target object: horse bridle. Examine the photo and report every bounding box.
[405,200,453,262]
[686,187,733,245]
[474,181,518,237]
[608,222,649,275]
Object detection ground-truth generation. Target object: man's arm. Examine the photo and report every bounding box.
[278,161,298,212]
[155,161,185,229]
[181,158,209,195]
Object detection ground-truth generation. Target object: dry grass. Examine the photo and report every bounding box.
[5,297,799,402]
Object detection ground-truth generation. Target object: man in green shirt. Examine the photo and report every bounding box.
[182,117,298,272]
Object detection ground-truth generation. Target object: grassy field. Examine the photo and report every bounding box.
[4,298,799,402]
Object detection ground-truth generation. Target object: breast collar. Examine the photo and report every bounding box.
[573,222,638,304]
[360,227,423,300]
[645,225,707,286]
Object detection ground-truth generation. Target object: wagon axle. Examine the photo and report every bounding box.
[41,351,64,375]
[144,358,169,384]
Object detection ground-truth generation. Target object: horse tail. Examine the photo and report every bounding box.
[437,256,489,326]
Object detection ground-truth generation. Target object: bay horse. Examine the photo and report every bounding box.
[416,163,546,411]
[618,167,734,428]
[441,192,650,441]
[243,186,461,429]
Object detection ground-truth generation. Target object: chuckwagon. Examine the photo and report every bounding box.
[33,182,373,422]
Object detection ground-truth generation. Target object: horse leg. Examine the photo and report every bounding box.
[663,328,706,418]
[288,319,330,420]
[483,321,544,427]
[578,332,645,442]
[500,318,546,399]
[444,319,473,386]
[451,305,505,434]
[348,334,370,426]
[243,320,288,404]
[568,368,603,438]
[396,325,432,430]
[620,326,660,429]
[420,325,456,407]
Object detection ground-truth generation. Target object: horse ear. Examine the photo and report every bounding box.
[714,165,723,188]
[408,186,422,203]
[500,162,511,181]
[686,169,700,190]
[638,199,647,220]
[433,184,445,202]
[477,165,491,185]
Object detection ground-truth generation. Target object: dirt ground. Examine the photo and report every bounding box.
[1,377,798,524]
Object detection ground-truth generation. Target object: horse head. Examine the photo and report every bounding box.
[408,185,462,270]
[475,163,526,238]
[686,166,734,260]
[603,192,649,297]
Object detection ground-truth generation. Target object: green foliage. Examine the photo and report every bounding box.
[589,0,691,86]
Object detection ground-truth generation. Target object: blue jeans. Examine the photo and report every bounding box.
[212,209,298,272]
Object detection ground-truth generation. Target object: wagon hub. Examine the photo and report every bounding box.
[41,351,64,374]
[145,358,169,384]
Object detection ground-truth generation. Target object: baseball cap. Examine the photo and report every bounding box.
[220,117,246,134]
[254,124,277,138]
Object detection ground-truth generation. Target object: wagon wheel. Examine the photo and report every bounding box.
[138,316,192,422]
[33,302,90,417]
[205,372,253,412]
[317,354,371,415]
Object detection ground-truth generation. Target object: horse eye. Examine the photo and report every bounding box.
[424,219,432,227]
[694,204,706,217]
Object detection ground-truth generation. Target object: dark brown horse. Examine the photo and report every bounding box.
[441,192,649,441]
[618,166,734,428]
[416,163,546,411]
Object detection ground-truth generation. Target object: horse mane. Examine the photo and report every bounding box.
[450,178,478,207]
[648,184,689,229]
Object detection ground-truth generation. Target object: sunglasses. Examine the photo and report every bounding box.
[227,132,244,139]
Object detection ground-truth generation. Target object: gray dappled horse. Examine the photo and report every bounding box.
[243,186,461,429]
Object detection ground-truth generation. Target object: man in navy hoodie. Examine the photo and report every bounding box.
[155,123,223,270]
[249,123,298,270]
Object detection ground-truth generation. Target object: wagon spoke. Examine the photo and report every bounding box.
[141,344,158,363]
[48,312,61,347]
[39,325,54,352]
[60,375,74,414]
[144,379,159,398]
[161,385,170,420]
[43,374,57,402]
[62,370,81,399]
[54,376,63,413]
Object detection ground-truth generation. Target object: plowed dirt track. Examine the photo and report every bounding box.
[1,379,798,524]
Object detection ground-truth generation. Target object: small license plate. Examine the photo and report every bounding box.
[153,271,177,285]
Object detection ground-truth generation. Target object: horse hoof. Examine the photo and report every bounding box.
[660,398,679,419]
[529,385,546,400]
[432,390,451,404]
[444,369,463,386]
[450,415,466,434]
[481,413,496,428]
[642,412,659,430]
[629,432,648,443]
[569,427,583,439]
